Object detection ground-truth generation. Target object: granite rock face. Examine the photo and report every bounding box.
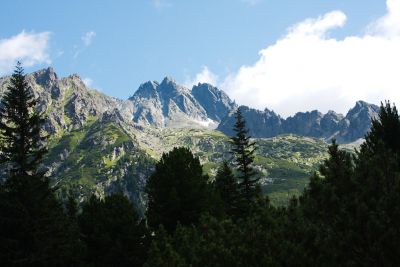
[336,101,380,142]
[218,102,379,143]
[217,106,283,138]
[129,78,236,128]
[2,68,376,144]
[191,83,237,122]
[0,67,121,134]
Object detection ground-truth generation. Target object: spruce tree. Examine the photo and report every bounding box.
[214,161,239,217]
[0,61,46,182]
[146,147,212,233]
[79,194,150,267]
[0,63,81,266]
[230,108,259,205]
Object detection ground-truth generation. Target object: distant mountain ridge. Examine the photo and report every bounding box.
[0,68,380,143]
[127,75,379,143]
[217,102,379,143]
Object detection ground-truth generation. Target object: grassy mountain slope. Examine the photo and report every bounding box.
[44,116,155,215]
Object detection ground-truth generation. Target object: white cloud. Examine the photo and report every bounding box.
[367,0,400,38]
[185,66,219,88]
[73,31,96,59]
[217,0,400,117]
[82,77,93,87]
[82,31,96,46]
[0,31,51,75]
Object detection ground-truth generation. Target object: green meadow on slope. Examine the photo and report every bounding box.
[44,118,332,208]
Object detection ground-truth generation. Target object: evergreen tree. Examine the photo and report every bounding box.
[79,193,149,267]
[298,102,400,266]
[0,61,46,181]
[146,147,212,233]
[144,226,186,267]
[0,63,81,266]
[230,108,259,205]
[214,161,240,217]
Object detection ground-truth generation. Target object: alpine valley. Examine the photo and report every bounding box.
[0,68,379,212]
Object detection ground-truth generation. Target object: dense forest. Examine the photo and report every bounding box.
[1,64,400,266]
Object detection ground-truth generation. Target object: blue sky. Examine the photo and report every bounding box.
[1,0,399,116]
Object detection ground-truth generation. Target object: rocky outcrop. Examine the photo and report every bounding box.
[284,110,324,137]
[336,101,379,142]
[217,106,283,138]
[217,102,379,143]
[128,78,236,128]
[0,67,121,134]
[191,83,237,122]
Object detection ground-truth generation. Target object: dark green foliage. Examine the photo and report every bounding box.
[146,208,293,267]
[145,101,400,267]
[66,193,78,221]
[214,161,240,217]
[0,62,46,179]
[144,226,186,267]
[79,193,149,267]
[230,108,259,205]
[296,101,400,266]
[146,147,212,233]
[0,169,83,267]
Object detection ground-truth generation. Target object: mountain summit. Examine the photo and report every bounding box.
[128,77,236,128]
[0,68,380,143]
[217,102,379,142]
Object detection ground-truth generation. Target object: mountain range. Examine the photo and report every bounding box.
[0,68,380,211]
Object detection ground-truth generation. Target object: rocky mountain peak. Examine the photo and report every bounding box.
[161,76,175,84]
[192,83,218,96]
[158,76,188,96]
[131,81,159,100]
[64,73,86,87]
[347,100,379,118]
[355,100,370,108]
[191,83,237,122]
[31,67,58,85]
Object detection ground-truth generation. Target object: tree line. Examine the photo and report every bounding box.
[1,63,400,266]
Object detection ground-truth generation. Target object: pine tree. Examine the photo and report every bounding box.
[214,161,239,217]
[230,108,259,205]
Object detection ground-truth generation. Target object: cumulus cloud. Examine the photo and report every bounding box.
[0,31,51,75]
[368,0,400,38]
[216,0,400,117]
[185,66,219,88]
[82,31,96,46]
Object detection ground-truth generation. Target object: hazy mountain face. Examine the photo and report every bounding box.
[217,102,379,143]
